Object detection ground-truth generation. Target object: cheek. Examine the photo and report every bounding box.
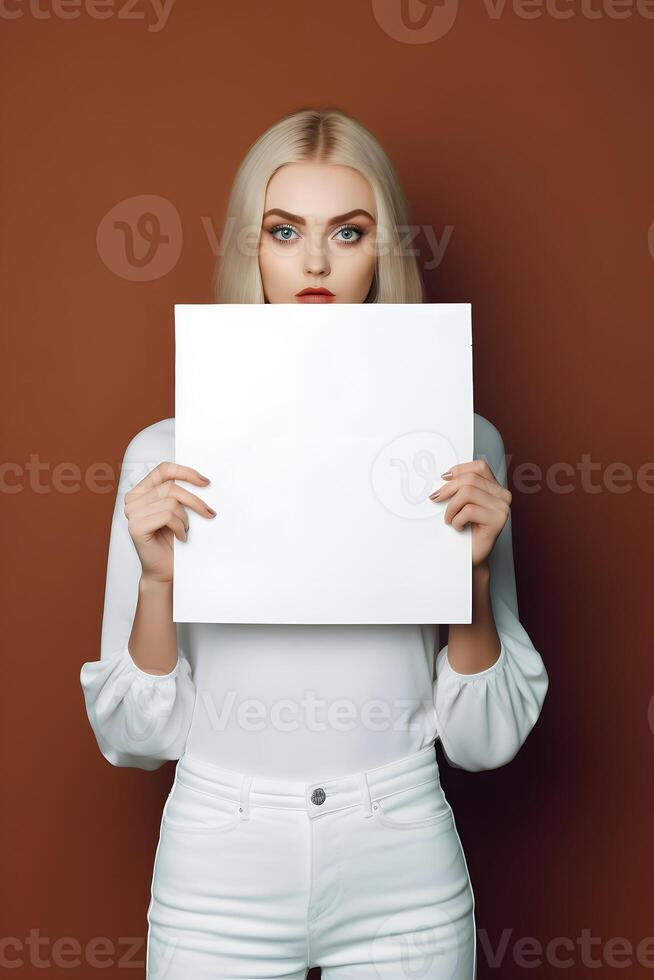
[259,244,283,294]
[259,241,299,287]
[333,247,376,289]
[258,237,275,275]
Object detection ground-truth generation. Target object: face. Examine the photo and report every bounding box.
[258,162,378,304]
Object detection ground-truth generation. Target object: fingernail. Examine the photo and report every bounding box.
[441,471,453,479]
[429,490,441,500]
[207,506,217,516]
[199,475,211,484]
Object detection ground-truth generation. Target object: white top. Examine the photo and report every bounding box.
[79,414,549,780]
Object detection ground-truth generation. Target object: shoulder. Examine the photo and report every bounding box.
[118,417,175,493]
[123,417,175,458]
[473,412,507,485]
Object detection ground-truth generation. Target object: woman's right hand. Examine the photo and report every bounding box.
[124,462,216,585]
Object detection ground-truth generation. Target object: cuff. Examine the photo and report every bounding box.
[124,643,181,680]
[437,639,507,682]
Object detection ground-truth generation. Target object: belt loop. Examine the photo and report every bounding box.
[359,771,373,819]
[239,775,253,819]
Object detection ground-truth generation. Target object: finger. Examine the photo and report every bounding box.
[125,481,216,521]
[133,498,190,530]
[443,485,488,524]
[130,507,189,544]
[127,462,210,500]
[430,472,509,503]
[440,459,500,486]
[450,502,490,531]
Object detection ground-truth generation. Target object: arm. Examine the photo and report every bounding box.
[432,417,549,771]
[446,560,501,673]
[79,422,196,770]
[130,576,179,676]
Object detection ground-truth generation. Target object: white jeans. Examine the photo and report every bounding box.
[146,743,476,979]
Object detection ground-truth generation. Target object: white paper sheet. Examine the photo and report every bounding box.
[173,303,473,624]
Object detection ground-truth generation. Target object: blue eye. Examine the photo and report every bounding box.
[269,223,364,246]
[333,225,363,244]
[270,224,300,243]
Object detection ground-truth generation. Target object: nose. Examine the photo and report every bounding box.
[303,231,330,277]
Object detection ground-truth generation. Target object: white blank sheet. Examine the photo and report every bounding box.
[173,303,473,625]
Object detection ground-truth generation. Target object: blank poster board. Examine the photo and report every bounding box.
[173,303,473,625]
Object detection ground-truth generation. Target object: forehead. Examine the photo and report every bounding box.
[264,162,376,219]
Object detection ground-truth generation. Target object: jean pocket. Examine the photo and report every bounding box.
[374,776,452,830]
[162,777,244,835]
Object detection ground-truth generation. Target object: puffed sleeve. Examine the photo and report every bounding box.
[79,420,196,771]
[433,416,549,772]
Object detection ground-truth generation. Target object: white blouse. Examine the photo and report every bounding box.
[79,414,549,780]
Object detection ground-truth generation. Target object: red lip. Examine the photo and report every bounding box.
[296,287,335,296]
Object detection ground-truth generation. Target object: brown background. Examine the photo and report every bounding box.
[2,1,653,976]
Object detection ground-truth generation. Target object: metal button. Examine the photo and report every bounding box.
[311,787,326,805]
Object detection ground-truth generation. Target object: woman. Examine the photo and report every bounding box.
[80,107,549,979]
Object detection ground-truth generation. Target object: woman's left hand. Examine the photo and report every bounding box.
[429,460,512,568]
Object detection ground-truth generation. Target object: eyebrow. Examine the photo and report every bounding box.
[262,208,376,225]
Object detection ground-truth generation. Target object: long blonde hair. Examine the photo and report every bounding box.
[213,107,425,304]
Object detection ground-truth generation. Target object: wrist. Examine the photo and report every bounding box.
[139,574,173,596]
[472,560,491,586]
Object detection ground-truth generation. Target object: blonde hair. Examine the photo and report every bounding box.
[213,107,425,304]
